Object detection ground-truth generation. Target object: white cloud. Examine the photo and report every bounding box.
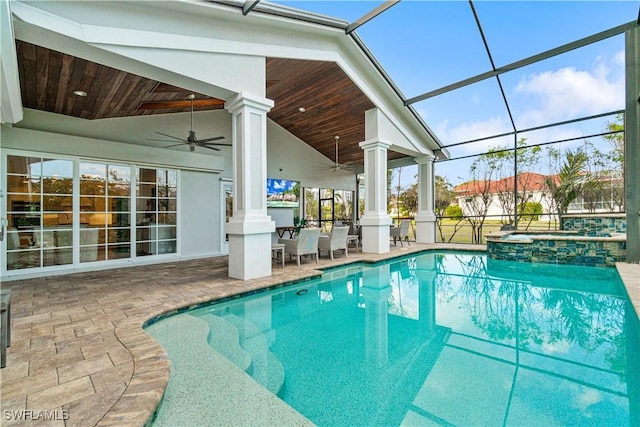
[513,52,625,128]
[430,51,624,157]
[573,387,602,413]
[436,116,513,154]
[541,338,571,355]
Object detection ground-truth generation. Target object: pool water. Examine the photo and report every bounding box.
[147,252,639,426]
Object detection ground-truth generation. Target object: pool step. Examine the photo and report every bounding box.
[223,314,285,396]
[200,313,252,373]
[201,312,285,396]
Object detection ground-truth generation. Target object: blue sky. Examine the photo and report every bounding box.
[276,1,638,186]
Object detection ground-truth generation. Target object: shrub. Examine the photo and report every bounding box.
[519,201,543,221]
[444,205,463,220]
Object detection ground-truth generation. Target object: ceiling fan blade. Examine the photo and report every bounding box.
[200,143,231,148]
[165,143,187,148]
[198,145,220,151]
[155,131,185,142]
[147,138,180,143]
[197,136,226,143]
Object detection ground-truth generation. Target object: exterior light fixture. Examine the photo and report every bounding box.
[73,90,88,97]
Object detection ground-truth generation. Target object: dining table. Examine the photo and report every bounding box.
[275,226,296,238]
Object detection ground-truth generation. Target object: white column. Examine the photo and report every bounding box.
[224,92,275,280]
[359,139,393,253]
[414,154,436,244]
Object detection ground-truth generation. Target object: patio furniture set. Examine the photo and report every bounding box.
[271,219,411,268]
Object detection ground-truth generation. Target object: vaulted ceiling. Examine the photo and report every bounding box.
[16,40,408,167]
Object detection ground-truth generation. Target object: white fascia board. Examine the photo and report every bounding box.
[99,45,265,97]
[11,1,342,97]
[12,0,343,61]
[0,0,23,124]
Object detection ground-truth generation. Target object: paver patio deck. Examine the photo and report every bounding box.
[1,243,638,426]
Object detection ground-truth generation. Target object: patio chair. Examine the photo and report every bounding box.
[390,219,411,247]
[278,228,320,266]
[318,226,349,260]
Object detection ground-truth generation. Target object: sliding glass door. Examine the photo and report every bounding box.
[3,153,179,273]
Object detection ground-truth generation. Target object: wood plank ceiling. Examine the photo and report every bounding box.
[15,40,408,167]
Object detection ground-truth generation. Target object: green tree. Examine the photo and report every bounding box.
[481,139,542,226]
[465,153,498,244]
[400,183,418,217]
[435,175,464,243]
[435,175,454,214]
[445,205,463,218]
[543,148,588,224]
[518,201,543,223]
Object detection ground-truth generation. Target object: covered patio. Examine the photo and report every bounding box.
[1,0,444,283]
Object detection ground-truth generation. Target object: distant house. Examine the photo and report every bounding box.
[453,172,623,222]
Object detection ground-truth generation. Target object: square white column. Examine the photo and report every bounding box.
[414,154,437,243]
[359,139,393,253]
[225,92,275,280]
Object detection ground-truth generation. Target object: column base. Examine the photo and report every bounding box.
[415,213,436,244]
[360,214,393,254]
[228,233,273,280]
[227,217,275,280]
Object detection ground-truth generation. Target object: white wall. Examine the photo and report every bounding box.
[268,208,294,227]
[180,170,221,257]
[266,120,357,191]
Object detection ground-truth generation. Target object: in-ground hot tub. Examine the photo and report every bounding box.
[485,229,627,267]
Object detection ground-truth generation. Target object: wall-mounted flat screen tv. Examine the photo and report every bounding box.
[267,178,300,208]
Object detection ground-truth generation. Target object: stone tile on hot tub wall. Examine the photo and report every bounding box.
[561,215,626,236]
[494,236,625,267]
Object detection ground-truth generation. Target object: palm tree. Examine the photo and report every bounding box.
[543,148,588,224]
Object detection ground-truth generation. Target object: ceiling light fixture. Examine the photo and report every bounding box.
[298,107,306,113]
[73,90,88,97]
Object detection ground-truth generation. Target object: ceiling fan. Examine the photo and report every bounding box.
[318,136,358,172]
[148,94,230,152]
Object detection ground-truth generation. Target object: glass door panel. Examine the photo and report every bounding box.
[135,167,177,257]
[6,155,73,270]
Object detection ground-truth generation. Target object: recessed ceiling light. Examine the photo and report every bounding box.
[298,107,306,113]
[73,90,87,97]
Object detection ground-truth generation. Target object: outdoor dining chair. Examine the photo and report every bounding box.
[278,228,320,266]
[390,219,411,247]
[318,226,349,260]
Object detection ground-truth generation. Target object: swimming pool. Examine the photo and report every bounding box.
[146,251,639,426]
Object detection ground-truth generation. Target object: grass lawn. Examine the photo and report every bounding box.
[435,219,560,244]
